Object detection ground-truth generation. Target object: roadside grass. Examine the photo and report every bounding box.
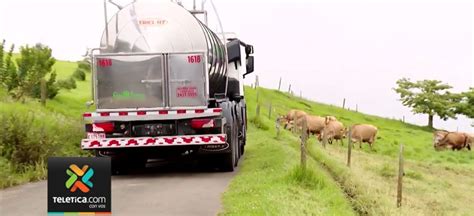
[220,124,356,215]
[0,59,90,188]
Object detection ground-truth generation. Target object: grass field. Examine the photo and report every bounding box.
[0,59,90,188]
[220,86,473,215]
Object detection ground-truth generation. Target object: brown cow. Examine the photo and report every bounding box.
[350,124,378,149]
[288,114,325,135]
[434,131,471,151]
[291,115,340,142]
[282,109,307,129]
[320,119,346,145]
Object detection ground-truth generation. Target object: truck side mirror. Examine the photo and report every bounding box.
[226,39,241,64]
[243,56,254,78]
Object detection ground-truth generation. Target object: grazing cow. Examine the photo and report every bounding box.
[467,133,474,149]
[350,124,378,149]
[433,131,471,151]
[289,114,325,135]
[282,109,307,129]
[320,119,346,145]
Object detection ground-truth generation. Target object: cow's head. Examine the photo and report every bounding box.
[325,116,337,125]
[433,130,449,150]
[341,127,348,139]
[285,120,295,130]
[276,115,290,129]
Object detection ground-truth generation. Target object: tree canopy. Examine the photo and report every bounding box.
[456,87,474,119]
[393,78,460,128]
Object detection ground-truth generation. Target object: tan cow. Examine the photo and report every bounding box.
[288,114,324,133]
[467,133,474,149]
[282,109,307,129]
[433,131,471,151]
[320,119,346,145]
[350,124,378,149]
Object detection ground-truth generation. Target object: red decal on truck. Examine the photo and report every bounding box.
[97,58,112,67]
[187,55,201,63]
[177,86,197,98]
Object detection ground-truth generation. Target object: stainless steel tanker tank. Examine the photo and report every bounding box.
[94,0,227,110]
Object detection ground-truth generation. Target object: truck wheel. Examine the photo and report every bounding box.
[233,120,240,166]
[240,124,246,157]
[221,124,236,172]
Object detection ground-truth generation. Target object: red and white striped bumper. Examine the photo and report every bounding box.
[81,134,227,150]
[83,108,222,121]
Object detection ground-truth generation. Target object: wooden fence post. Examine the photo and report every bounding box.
[256,86,260,103]
[347,128,352,167]
[278,77,282,91]
[40,79,47,106]
[288,84,291,94]
[356,104,358,112]
[300,117,308,169]
[254,75,259,89]
[256,104,261,117]
[300,91,302,98]
[342,98,346,109]
[268,102,272,119]
[275,117,281,138]
[322,130,327,149]
[397,144,404,208]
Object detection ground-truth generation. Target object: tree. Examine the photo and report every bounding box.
[456,88,474,118]
[0,40,4,82]
[0,41,19,91]
[393,78,460,128]
[13,43,58,100]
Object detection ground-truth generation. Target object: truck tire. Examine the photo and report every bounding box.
[233,119,240,166]
[240,125,246,156]
[221,123,237,172]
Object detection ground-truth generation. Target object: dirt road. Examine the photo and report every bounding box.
[0,160,238,216]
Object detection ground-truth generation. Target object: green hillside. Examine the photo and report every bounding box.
[222,86,474,215]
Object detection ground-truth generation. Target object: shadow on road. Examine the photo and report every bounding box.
[113,155,236,179]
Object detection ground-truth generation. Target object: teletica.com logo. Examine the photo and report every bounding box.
[66,164,94,193]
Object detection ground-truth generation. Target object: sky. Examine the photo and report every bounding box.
[1,0,473,131]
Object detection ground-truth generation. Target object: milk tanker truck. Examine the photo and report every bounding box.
[81,0,254,172]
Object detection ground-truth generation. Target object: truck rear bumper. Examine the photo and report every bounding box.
[81,134,226,150]
[83,108,222,121]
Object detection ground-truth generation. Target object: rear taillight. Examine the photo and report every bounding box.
[93,122,114,132]
[191,119,215,129]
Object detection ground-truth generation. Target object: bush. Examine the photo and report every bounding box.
[0,110,85,166]
[77,59,91,72]
[29,72,59,99]
[72,68,86,81]
[0,113,57,166]
[57,77,77,90]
